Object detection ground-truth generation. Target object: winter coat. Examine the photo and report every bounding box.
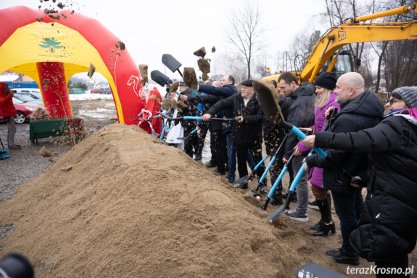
[198,84,237,131]
[306,91,384,194]
[0,92,16,117]
[280,82,316,159]
[313,111,417,261]
[207,93,263,146]
[297,92,340,188]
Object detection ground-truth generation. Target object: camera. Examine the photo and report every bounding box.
[0,253,34,278]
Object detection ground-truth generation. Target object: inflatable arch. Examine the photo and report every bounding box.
[0,6,147,125]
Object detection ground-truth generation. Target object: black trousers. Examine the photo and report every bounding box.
[212,130,227,172]
[235,138,264,179]
[183,124,198,158]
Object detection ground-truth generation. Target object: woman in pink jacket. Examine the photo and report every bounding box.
[294,72,340,236]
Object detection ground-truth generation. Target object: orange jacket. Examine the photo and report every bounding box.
[0,82,17,117]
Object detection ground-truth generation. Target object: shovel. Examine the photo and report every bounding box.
[254,80,327,157]
[262,152,294,210]
[267,154,311,223]
[159,114,235,122]
[151,70,171,87]
[251,133,289,197]
[233,155,270,189]
[162,54,183,77]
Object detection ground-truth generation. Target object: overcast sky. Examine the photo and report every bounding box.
[1,0,327,79]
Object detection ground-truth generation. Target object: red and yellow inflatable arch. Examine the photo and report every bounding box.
[0,6,147,125]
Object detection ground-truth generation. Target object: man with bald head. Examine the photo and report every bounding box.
[305,72,384,265]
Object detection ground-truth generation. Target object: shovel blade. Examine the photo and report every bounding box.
[267,204,287,223]
[162,54,182,73]
[233,175,249,189]
[253,80,284,124]
[151,70,170,87]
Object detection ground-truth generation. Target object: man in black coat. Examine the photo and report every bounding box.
[303,86,417,276]
[278,72,316,222]
[305,72,384,265]
[202,80,264,181]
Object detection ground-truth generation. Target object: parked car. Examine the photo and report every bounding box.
[91,86,111,94]
[12,91,44,107]
[0,97,41,124]
[11,88,43,103]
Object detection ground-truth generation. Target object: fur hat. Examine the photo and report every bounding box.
[240,80,253,87]
[392,86,417,108]
[314,72,337,90]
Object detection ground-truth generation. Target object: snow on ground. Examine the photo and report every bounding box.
[69,92,114,101]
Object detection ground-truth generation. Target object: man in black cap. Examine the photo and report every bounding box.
[202,80,264,184]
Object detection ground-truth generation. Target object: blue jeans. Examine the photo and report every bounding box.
[226,135,236,181]
[332,189,363,253]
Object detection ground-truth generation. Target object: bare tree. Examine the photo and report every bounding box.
[227,1,265,79]
[381,0,417,91]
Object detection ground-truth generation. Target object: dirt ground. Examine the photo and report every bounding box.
[0,98,415,277]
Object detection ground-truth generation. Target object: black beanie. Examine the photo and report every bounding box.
[392,86,417,108]
[314,72,337,90]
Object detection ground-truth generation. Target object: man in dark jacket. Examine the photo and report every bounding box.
[278,72,316,221]
[198,76,238,180]
[303,86,417,276]
[305,72,384,265]
[202,80,264,181]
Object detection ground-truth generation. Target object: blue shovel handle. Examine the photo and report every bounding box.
[289,125,327,158]
[183,116,203,121]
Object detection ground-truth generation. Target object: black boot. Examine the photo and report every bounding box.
[312,198,335,236]
[309,220,323,231]
[332,248,359,265]
[313,221,336,236]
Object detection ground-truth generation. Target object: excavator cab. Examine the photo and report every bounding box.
[321,50,354,78]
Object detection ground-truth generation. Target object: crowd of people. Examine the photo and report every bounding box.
[162,71,417,276]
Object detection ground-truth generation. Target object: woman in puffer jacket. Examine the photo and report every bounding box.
[302,86,417,277]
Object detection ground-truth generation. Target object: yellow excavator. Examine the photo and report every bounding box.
[263,1,417,84]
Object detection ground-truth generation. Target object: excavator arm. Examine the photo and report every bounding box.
[300,2,417,82]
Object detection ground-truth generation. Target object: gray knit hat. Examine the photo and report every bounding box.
[392,86,417,108]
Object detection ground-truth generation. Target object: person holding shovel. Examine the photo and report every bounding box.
[202,80,264,182]
[302,72,384,265]
[302,86,417,275]
[0,82,21,150]
[294,72,340,236]
[277,72,316,222]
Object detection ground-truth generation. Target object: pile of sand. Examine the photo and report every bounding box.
[0,124,331,277]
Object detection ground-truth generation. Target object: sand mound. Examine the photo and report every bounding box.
[0,124,329,277]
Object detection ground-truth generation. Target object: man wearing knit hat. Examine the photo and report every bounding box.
[0,82,21,150]
[302,85,417,273]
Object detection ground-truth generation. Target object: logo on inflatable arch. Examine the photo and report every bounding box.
[127,75,147,98]
[39,38,64,53]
